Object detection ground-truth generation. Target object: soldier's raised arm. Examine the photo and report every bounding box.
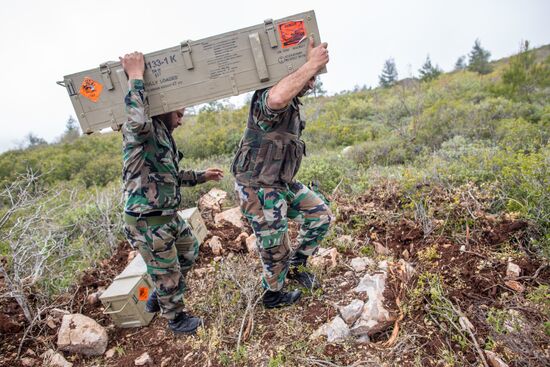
[119,52,153,142]
[267,36,329,110]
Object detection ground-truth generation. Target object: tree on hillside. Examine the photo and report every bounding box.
[311,78,327,97]
[501,40,550,100]
[418,55,442,82]
[24,133,47,149]
[454,55,467,70]
[60,116,80,143]
[199,99,225,113]
[468,39,492,74]
[379,58,398,88]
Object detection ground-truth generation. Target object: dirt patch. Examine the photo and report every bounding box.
[1,182,549,367]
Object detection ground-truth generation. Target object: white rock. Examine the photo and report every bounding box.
[459,245,466,252]
[350,319,379,336]
[105,347,116,359]
[485,350,509,367]
[198,188,228,221]
[207,236,224,256]
[339,299,365,325]
[378,260,389,271]
[134,352,153,366]
[310,247,339,269]
[56,314,108,356]
[350,257,374,272]
[354,272,386,294]
[20,357,35,367]
[310,323,329,340]
[356,334,371,344]
[46,316,58,330]
[506,261,521,279]
[214,207,245,230]
[352,271,395,336]
[245,233,257,255]
[42,349,73,367]
[161,357,173,367]
[326,316,350,343]
[374,241,391,255]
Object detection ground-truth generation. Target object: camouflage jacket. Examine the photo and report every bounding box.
[122,79,205,215]
[231,88,306,189]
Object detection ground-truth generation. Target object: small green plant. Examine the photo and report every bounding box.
[486,308,509,334]
[114,345,125,357]
[268,352,285,367]
[526,285,550,313]
[232,346,247,364]
[218,346,248,366]
[360,245,375,257]
[439,347,457,366]
[417,244,440,262]
[484,336,497,350]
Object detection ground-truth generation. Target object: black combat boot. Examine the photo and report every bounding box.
[168,311,202,334]
[262,289,302,309]
[288,252,320,290]
[145,289,160,313]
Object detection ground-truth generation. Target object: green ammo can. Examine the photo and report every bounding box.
[99,253,155,328]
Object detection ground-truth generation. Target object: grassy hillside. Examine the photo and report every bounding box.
[0,44,548,366]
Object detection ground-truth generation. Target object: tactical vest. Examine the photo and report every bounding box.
[231,91,306,189]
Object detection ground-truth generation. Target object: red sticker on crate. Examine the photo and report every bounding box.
[278,20,306,48]
[79,77,103,102]
[138,287,149,301]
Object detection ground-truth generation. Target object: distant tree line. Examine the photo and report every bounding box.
[378,39,493,87]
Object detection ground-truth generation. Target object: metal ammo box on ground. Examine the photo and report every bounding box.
[99,207,206,328]
[99,253,154,328]
[59,10,325,134]
[178,207,208,245]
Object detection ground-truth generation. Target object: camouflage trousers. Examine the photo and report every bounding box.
[124,214,199,320]
[235,181,333,291]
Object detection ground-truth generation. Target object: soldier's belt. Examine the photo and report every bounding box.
[124,213,174,226]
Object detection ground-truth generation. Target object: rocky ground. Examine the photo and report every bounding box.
[1,184,549,367]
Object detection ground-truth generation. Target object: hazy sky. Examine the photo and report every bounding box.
[0,0,548,152]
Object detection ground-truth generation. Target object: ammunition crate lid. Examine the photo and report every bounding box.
[100,254,149,300]
[100,276,144,300]
[115,253,147,280]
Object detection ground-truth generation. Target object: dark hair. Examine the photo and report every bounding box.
[156,112,171,129]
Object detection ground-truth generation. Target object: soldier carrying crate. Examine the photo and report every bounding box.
[120,51,223,334]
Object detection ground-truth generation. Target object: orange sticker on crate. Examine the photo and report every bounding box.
[278,20,306,48]
[138,287,149,301]
[79,77,103,102]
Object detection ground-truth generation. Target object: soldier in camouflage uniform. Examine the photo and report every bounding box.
[231,37,333,308]
[120,52,223,334]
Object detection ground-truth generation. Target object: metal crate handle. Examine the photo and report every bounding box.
[103,301,129,315]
